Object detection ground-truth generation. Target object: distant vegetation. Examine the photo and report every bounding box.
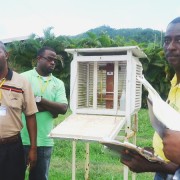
[5,26,174,107]
[71,25,163,45]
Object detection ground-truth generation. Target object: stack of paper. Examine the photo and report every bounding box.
[137,76,180,135]
[101,138,164,163]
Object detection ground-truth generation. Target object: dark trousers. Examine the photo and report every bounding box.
[154,172,174,180]
[0,136,25,180]
[24,146,53,180]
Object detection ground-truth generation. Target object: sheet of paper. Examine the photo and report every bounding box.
[147,98,167,138]
[100,138,165,163]
[137,76,180,132]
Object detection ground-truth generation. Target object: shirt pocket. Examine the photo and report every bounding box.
[4,90,23,110]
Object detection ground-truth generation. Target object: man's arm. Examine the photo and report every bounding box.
[25,114,37,169]
[163,129,180,165]
[35,80,68,117]
[36,97,68,118]
[121,150,179,174]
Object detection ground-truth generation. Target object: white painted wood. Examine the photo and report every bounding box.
[72,141,76,180]
[86,64,90,107]
[49,114,125,141]
[50,46,147,180]
[75,55,129,62]
[85,143,90,180]
[114,61,119,111]
[65,46,147,58]
[124,166,129,180]
[93,62,97,109]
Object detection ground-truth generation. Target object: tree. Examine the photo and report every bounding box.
[6,27,174,106]
[140,45,173,107]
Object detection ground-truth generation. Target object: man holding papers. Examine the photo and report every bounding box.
[163,130,180,165]
[162,16,180,179]
[121,17,180,180]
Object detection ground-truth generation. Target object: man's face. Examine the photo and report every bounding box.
[163,23,180,71]
[0,48,8,71]
[38,49,57,75]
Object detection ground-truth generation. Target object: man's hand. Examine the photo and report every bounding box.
[25,114,37,169]
[36,103,46,112]
[36,97,68,117]
[120,146,179,174]
[27,146,37,170]
[163,129,180,165]
[120,150,159,173]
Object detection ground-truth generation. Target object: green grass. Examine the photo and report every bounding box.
[47,109,155,180]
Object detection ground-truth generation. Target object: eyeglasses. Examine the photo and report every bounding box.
[41,56,58,64]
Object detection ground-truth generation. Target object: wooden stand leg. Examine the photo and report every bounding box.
[124,113,138,180]
[131,135,136,180]
[132,113,137,180]
[85,143,90,180]
[124,165,129,180]
[72,141,76,180]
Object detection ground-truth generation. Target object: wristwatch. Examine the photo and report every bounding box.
[35,96,42,103]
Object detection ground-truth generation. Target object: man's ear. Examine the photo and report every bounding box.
[37,56,41,60]
[37,56,41,62]
[5,52,9,60]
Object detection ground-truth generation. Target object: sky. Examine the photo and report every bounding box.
[0,0,179,40]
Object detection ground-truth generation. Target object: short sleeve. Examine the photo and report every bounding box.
[54,80,68,104]
[22,78,38,116]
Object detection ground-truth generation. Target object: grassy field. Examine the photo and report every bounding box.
[46,109,155,180]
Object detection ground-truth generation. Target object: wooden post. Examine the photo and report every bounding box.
[132,113,138,180]
[85,143,90,180]
[106,63,114,109]
[72,141,76,180]
[124,165,129,180]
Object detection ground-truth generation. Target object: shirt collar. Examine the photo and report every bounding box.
[6,68,13,80]
[171,74,179,87]
[32,67,52,79]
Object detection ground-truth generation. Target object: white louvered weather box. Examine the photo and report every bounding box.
[49,46,147,180]
[70,46,144,116]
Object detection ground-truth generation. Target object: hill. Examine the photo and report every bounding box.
[70,25,163,44]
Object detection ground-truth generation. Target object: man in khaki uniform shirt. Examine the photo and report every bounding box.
[0,41,38,180]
